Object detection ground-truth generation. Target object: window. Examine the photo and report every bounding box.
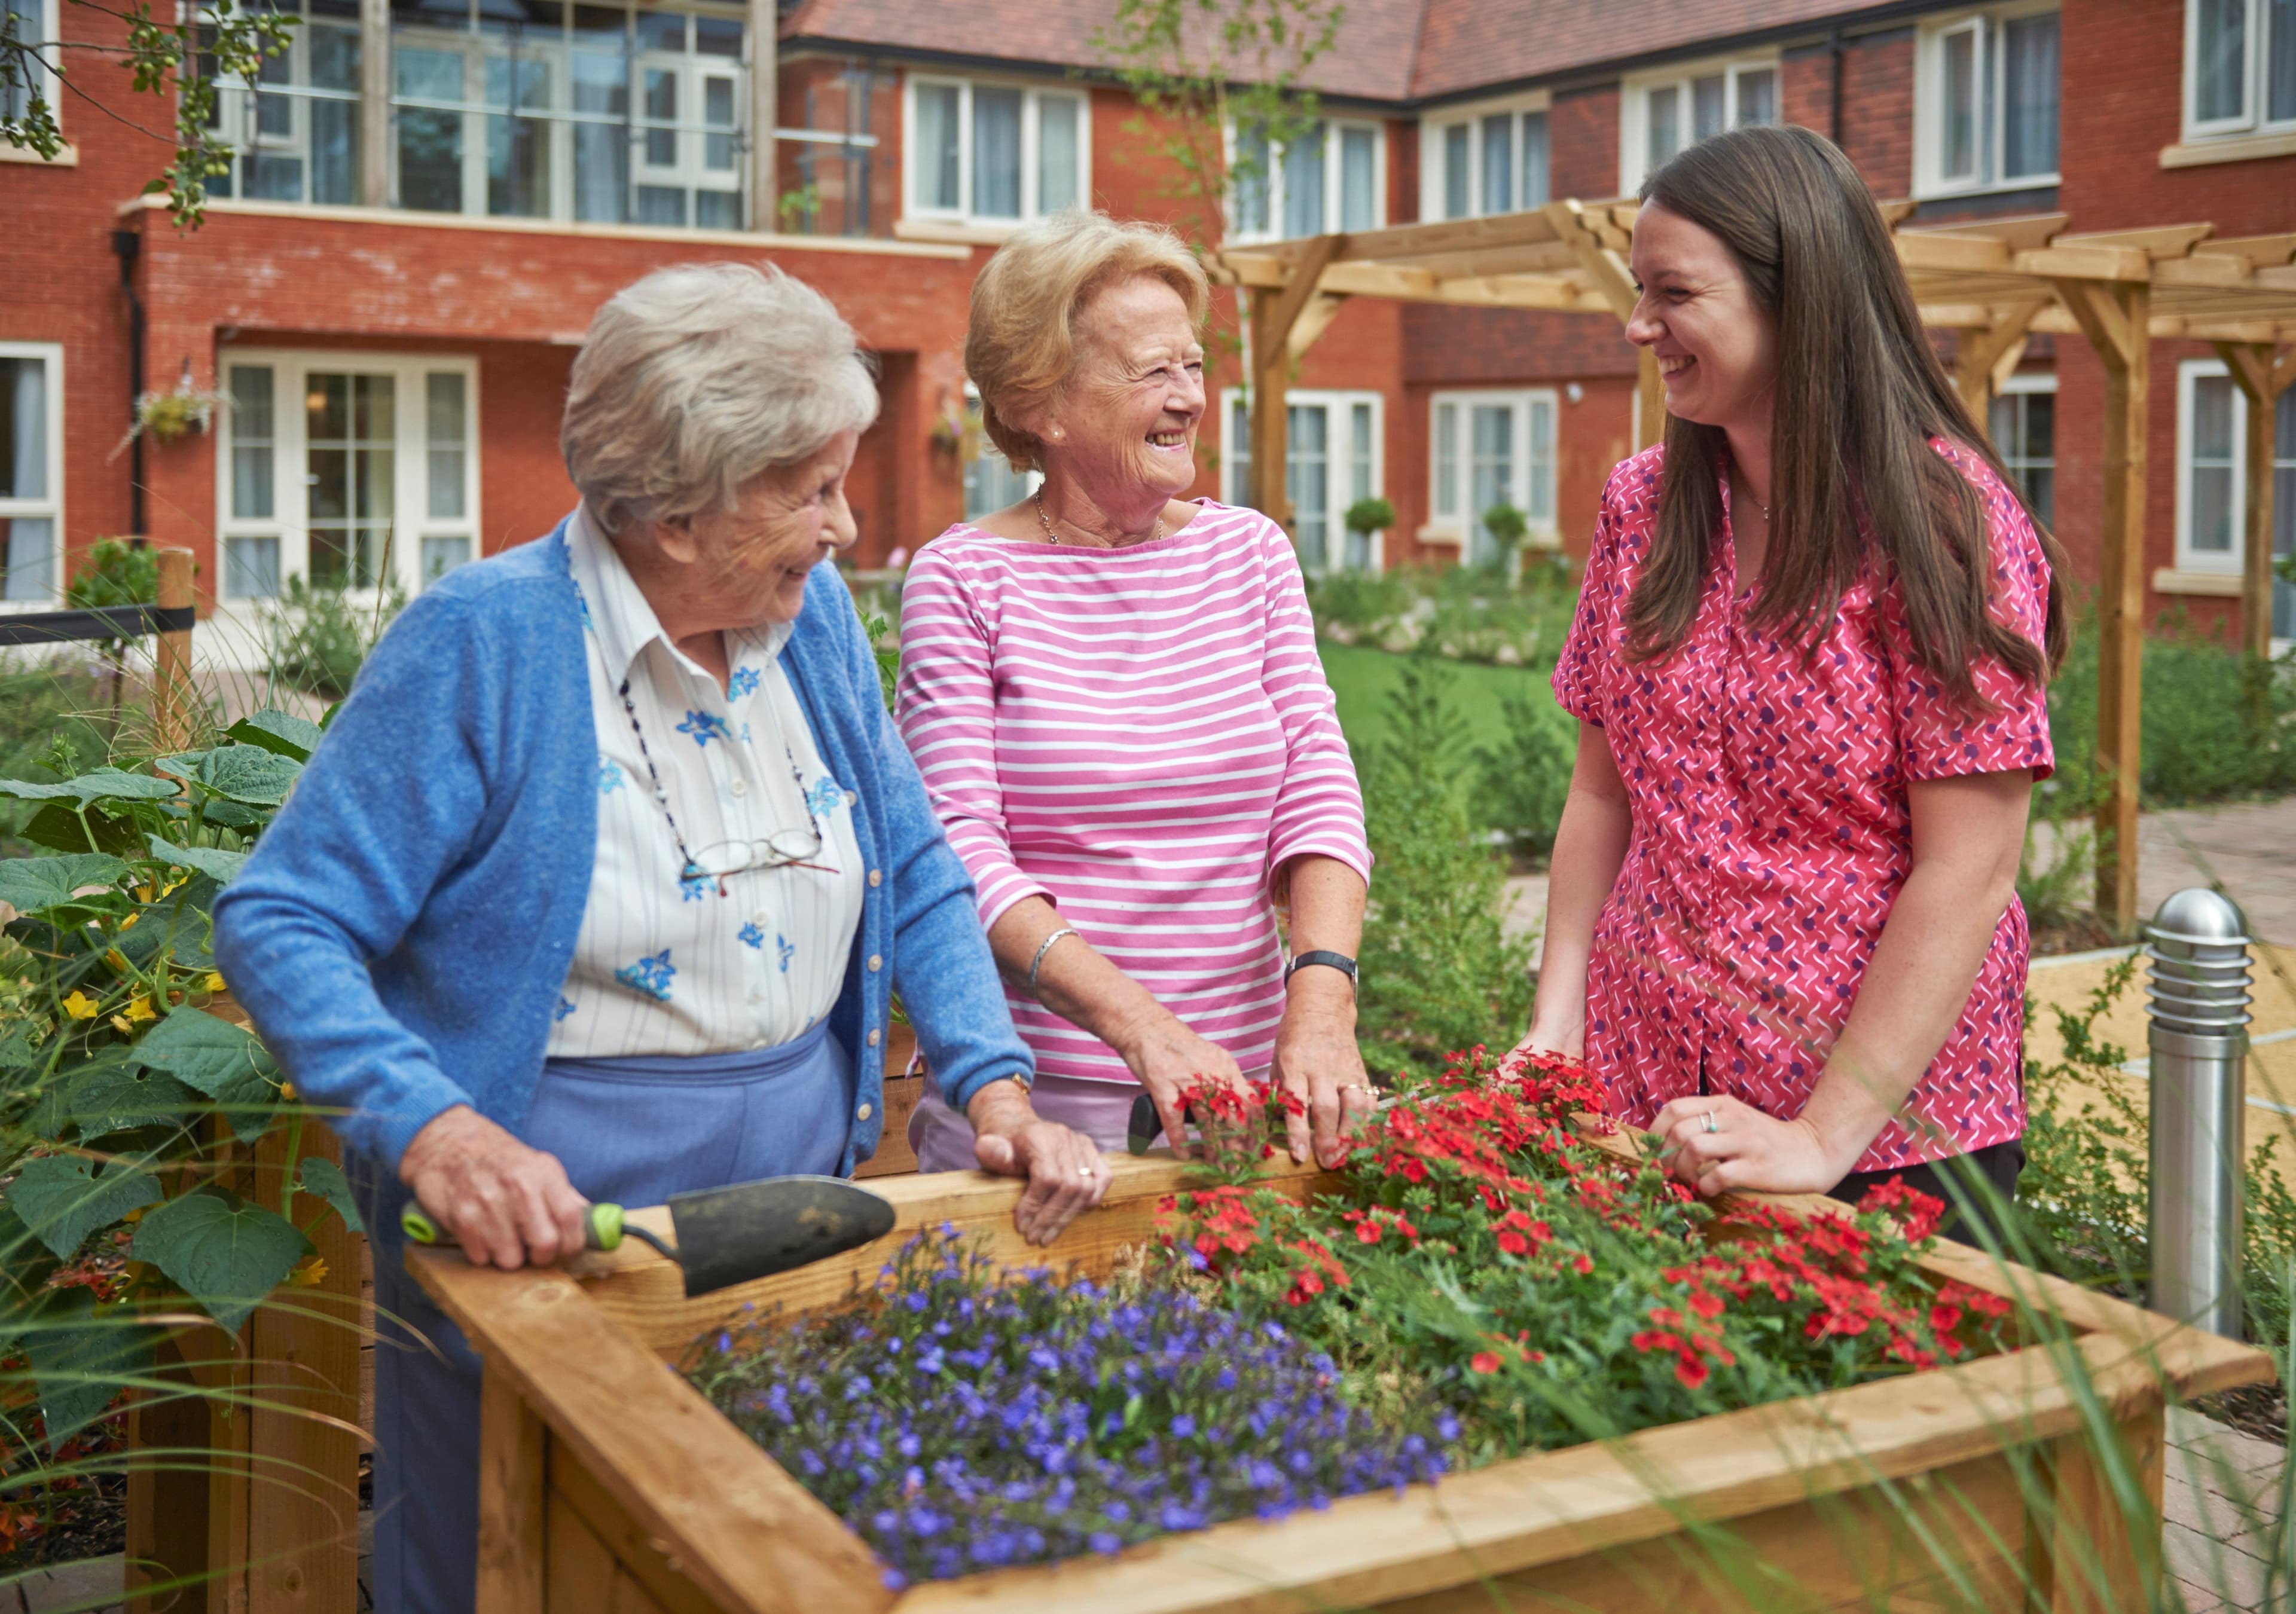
[1620,57,1778,191]
[1227,118,1382,242]
[906,77,1085,227]
[2187,0,2296,138]
[217,353,479,603]
[0,344,60,605]
[959,385,1038,522]
[3,0,60,130]
[1429,390,1557,565]
[1223,390,1383,572]
[1915,5,2060,195]
[204,0,363,206]
[387,0,746,228]
[1989,372,2056,528]
[2175,361,2296,626]
[1422,98,1549,222]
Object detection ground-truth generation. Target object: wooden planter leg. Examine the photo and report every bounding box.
[477,1365,548,1614]
[2026,1407,2167,1614]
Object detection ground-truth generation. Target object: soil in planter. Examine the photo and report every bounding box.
[2196,1380,2291,1448]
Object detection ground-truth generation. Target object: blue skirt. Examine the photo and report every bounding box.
[356,1022,852,1614]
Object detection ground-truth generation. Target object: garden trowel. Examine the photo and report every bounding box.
[401,1174,897,1297]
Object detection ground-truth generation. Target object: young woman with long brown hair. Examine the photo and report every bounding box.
[1516,124,2068,1231]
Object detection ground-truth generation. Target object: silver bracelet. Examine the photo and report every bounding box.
[1027,927,1080,992]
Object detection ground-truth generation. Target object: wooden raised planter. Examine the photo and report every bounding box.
[410,1148,2275,1614]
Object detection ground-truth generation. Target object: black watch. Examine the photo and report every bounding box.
[1284,950,1358,991]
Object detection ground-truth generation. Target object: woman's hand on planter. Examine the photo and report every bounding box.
[967,1079,1110,1246]
[1116,1007,1247,1162]
[1649,1093,1852,1197]
[1271,972,1375,1169]
[400,1103,590,1268]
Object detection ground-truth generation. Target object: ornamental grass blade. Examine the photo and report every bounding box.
[131,1189,311,1333]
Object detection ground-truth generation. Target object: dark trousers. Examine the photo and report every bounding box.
[1827,1137,2025,1248]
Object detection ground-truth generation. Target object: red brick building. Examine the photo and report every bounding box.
[5,0,2291,646]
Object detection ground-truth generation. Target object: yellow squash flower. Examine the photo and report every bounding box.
[126,993,155,1023]
[61,991,98,1020]
[109,1014,133,1035]
[204,971,227,994]
[288,1257,330,1288]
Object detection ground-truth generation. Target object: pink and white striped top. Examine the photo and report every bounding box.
[896,501,1371,1084]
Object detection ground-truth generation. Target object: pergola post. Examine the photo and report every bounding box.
[1245,234,1345,533]
[2212,342,2295,674]
[2055,279,2152,933]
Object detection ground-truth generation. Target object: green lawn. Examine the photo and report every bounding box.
[1316,641,1559,760]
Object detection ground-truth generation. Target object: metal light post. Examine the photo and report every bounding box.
[2146,888,2254,1338]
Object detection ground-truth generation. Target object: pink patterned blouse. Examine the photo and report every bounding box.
[896,502,1372,1084]
[1552,442,2055,1172]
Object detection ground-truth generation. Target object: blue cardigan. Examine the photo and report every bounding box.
[211,519,1031,1175]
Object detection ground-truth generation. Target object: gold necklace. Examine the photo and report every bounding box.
[1035,488,1163,548]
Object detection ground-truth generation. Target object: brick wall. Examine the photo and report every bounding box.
[1549,83,1622,201]
[776,57,902,239]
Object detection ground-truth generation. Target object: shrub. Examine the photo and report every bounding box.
[1471,689,1574,858]
[262,574,404,701]
[1342,496,1396,537]
[1354,662,1533,1077]
[2047,614,2296,806]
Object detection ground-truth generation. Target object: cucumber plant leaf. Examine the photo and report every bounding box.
[0,853,129,918]
[193,745,301,808]
[0,768,179,808]
[17,800,146,857]
[41,1059,200,1142]
[131,1188,312,1332]
[135,1008,283,1143]
[146,833,248,886]
[225,709,322,763]
[5,1154,163,1260]
[294,1156,364,1234]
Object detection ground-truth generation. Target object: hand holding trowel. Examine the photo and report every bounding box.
[402,1174,896,1297]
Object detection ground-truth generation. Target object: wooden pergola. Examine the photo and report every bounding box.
[1216,203,2296,933]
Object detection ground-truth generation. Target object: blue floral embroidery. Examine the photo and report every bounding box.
[804,775,845,820]
[775,934,796,973]
[677,710,732,748]
[680,871,713,902]
[599,757,624,794]
[572,583,595,632]
[613,949,675,1002]
[740,722,753,745]
[728,665,762,699]
[554,994,577,1022]
[738,921,765,949]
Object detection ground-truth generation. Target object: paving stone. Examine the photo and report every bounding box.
[2164,1520,2278,1612]
[11,1555,123,1614]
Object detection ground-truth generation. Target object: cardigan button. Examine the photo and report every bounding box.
[867,954,882,972]
[866,1028,881,1047]
[856,1102,874,1121]
[868,869,883,888]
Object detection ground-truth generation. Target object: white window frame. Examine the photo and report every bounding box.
[214,350,481,612]
[0,340,63,609]
[1221,388,1386,573]
[1223,116,1384,244]
[1427,388,1559,564]
[1419,92,1551,222]
[1989,369,2057,525]
[2175,357,2245,574]
[2184,0,2296,139]
[1912,3,2062,198]
[2,0,63,136]
[1619,53,1781,193]
[206,4,363,207]
[903,74,1091,228]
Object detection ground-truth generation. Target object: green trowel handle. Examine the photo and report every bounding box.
[400,1199,626,1252]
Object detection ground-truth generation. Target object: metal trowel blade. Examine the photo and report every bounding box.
[663,1175,897,1298]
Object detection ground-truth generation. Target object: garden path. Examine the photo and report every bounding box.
[2166,1405,2290,1614]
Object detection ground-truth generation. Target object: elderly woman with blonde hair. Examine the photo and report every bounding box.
[899,212,1375,1174]
[214,262,1104,1614]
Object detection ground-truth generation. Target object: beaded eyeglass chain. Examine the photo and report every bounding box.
[615,675,831,897]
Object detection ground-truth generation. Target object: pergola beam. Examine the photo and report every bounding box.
[1541,200,1665,450]
[1246,232,1346,530]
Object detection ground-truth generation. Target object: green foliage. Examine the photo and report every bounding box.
[1354,662,1533,1077]
[1,0,295,227]
[2047,616,2296,806]
[0,716,358,1549]
[1479,503,1529,563]
[1094,0,1346,237]
[262,573,404,701]
[1308,563,1579,668]
[1471,690,1574,858]
[64,542,159,619]
[1342,497,1396,536]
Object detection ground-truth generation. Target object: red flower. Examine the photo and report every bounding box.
[1470,1351,1501,1374]
[1674,1354,1710,1390]
[1496,1230,1529,1256]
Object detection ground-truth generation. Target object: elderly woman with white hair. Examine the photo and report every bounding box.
[213,262,1104,1614]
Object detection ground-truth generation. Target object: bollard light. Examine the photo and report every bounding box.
[2145,887,2253,1339]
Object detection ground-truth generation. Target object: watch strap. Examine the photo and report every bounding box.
[1285,949,1358,989]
